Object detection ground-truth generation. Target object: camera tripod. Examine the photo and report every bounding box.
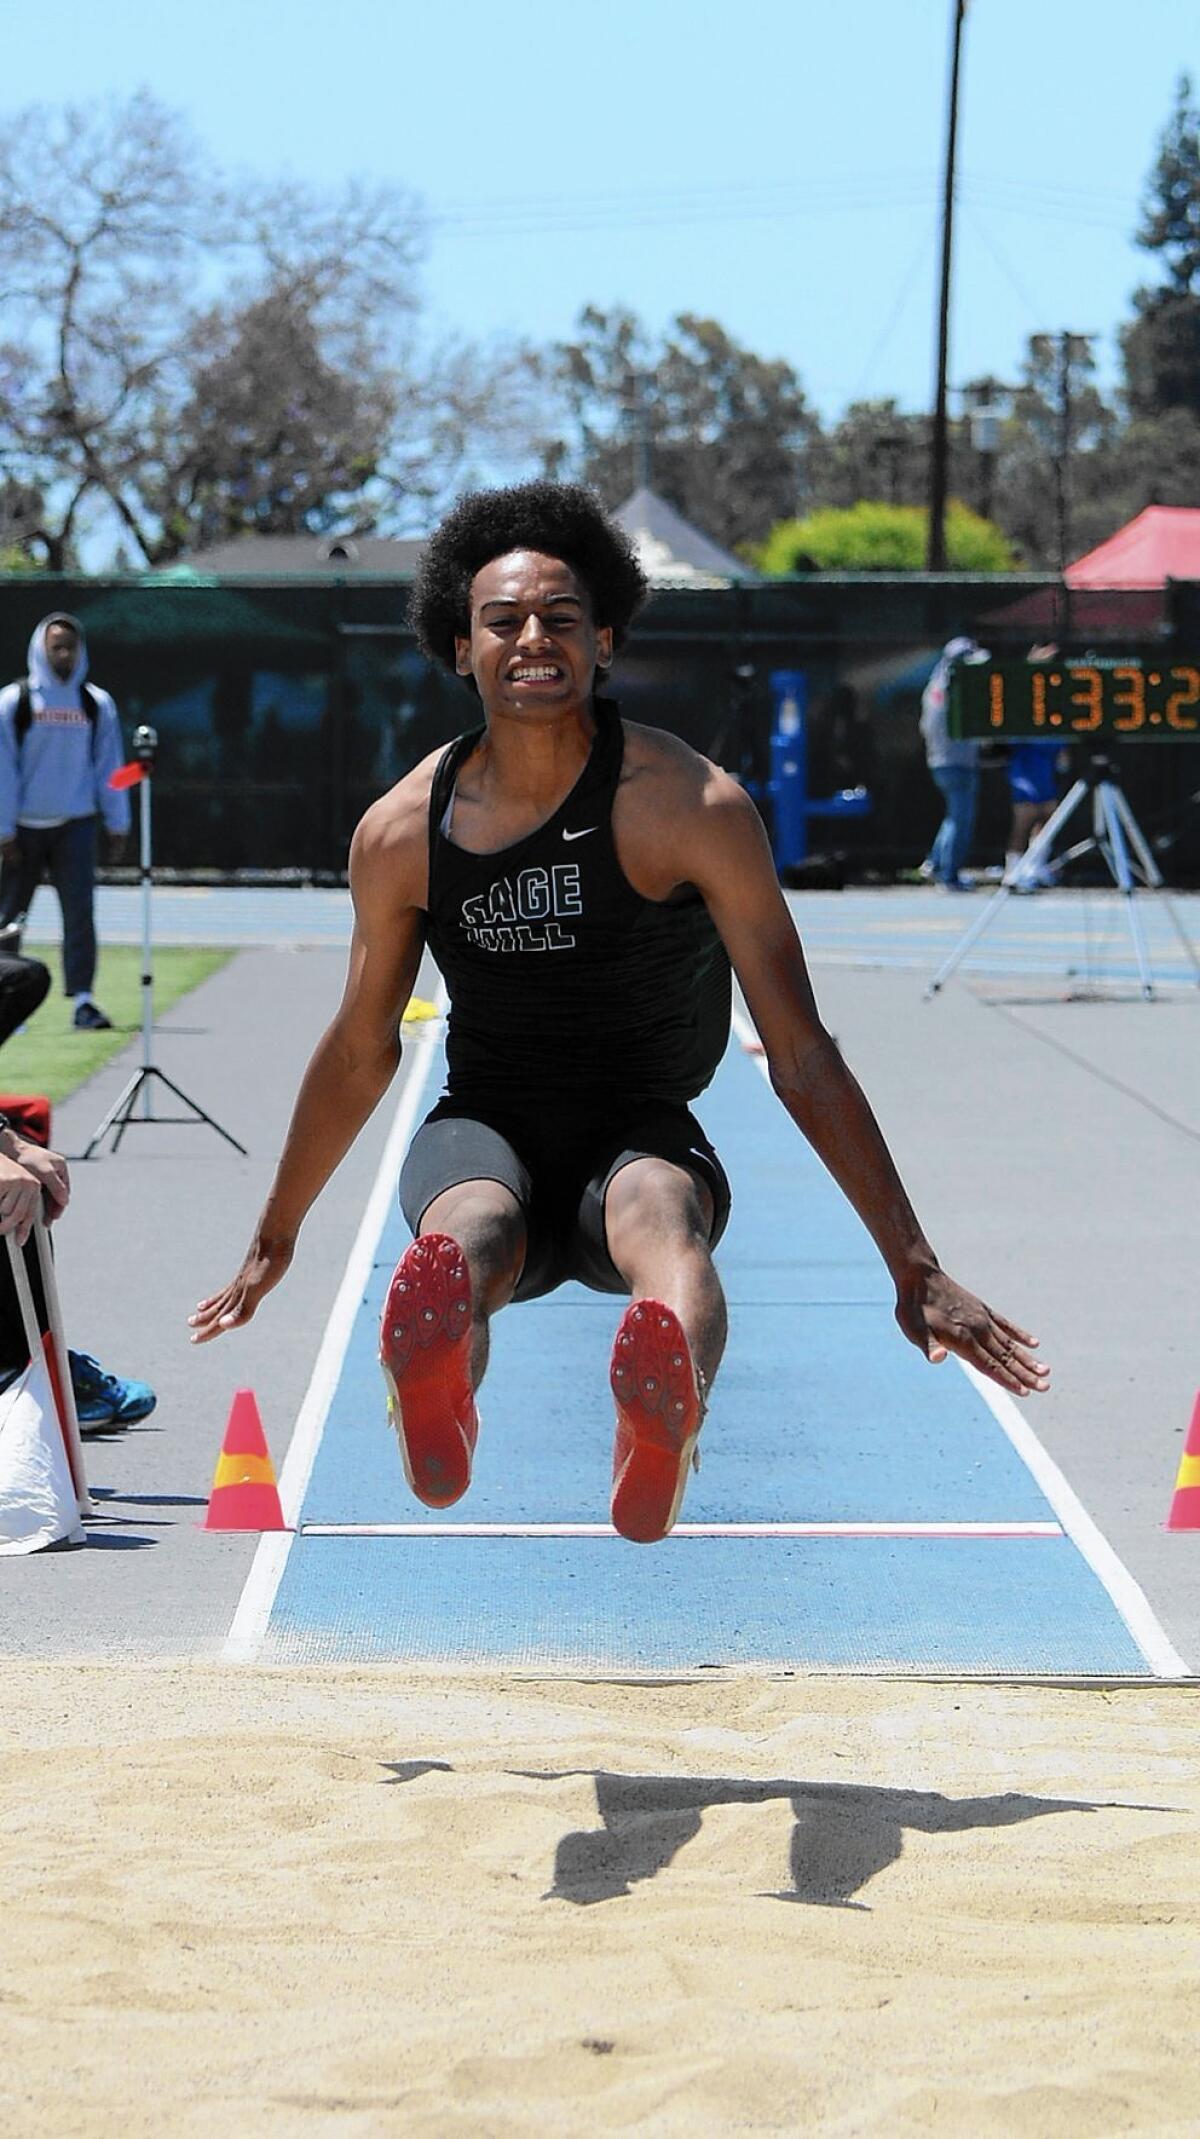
[926,752,1200,1002]
[83,728,246,1158]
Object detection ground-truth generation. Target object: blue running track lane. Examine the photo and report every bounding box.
[226,1015,1186,1677]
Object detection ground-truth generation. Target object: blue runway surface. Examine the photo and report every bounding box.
[63,881,1200,989]
[257,1039,1156,1675]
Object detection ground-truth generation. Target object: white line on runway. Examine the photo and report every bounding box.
[730,1000,1193,1680]
[958,1361,1192,1679]
[298,1521,1065,1539]
[222,990,446,1663]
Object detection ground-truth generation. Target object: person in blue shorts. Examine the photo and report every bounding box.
[1006,742,1063,889]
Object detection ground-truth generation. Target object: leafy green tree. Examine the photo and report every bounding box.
[1072,407,1200,557]
[989,335,1115,568]
[1134,71,1200,289]
[1121,74,1200,420]
[0,477,46,570]
[145,280,399,555]
[0,92,543,563]
[0,90,216,567]
[805,400,928,510]
[555,307,816,550]
[755,499,1015,575]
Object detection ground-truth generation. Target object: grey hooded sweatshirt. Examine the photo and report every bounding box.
[918,636,986,771]
[0,617,131,842]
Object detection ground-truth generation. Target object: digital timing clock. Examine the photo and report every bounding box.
[948,656,1200,741]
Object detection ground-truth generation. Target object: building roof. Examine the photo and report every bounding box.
[179,532,426,577]
[1065,506,1200,590]
[181,493,755,589]
[611,487,754,586]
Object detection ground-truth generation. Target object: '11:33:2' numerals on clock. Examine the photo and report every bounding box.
[989,664,1200,731]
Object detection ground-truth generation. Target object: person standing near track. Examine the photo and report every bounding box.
[191,483,1048,1542]
[1004,740,1064,888]
[919,636,981,891]
[0,613,130,1031]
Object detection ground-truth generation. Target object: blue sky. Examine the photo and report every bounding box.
[5,0,1198,423]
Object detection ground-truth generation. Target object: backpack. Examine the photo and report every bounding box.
[11,680,100,752]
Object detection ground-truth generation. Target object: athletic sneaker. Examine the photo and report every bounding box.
[609,1299,703,1544]
[379,1233,478,1508]
[69,1351,157,1433]
[73,1000,113,1031]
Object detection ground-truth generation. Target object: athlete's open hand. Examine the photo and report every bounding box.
[189,1237,294,1343]
[895,1265,1049,1397]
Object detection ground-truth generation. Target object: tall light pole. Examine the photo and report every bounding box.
[927,0,968,570]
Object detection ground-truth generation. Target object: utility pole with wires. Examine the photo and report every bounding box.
[1050,330,1096,570]
[927,0,968,571]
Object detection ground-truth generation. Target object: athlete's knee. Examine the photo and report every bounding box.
[419,1182,526,1307]
[604,1159,714,1280]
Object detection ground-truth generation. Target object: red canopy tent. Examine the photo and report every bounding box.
[976,507,1200,645]
[1065,506,1200,590]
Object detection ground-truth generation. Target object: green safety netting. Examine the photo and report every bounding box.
[73,582,331,649]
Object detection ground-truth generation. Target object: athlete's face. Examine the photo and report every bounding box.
[455,552,612,718]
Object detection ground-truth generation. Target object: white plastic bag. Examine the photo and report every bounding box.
[0,1349,85,1554]
[0,1229,88,1555]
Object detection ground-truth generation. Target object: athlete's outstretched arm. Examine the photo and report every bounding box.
[683,775,1048,1398]
[190,801,426,1342]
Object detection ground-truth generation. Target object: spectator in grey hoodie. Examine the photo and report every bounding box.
[0,613,130,1030]
[919,636,982,892]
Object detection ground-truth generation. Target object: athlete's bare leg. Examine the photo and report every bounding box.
[418,1179,526,1387]
[603,1157,727,1389]
[379,1180,525,1508]
[602,1157,727,1542]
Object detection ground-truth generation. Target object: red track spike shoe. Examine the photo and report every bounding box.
[610,1299,703,1544]
[380,1234,478,1508]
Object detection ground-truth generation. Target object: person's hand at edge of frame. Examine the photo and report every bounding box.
[0,1144,69,1248]
[894,1265,1049,1398]
[105,833,128,865]
[189,1236,294,1344]
[1,836,20,865]
[12,1141,70,1227]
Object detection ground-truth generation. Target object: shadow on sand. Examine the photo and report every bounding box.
[512,1771,1154,1909]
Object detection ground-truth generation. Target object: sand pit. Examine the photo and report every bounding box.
[1,1663,1197,2135]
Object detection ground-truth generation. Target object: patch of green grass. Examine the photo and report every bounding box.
[0,943,234,1105]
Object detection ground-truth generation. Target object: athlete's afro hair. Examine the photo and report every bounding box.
[410,480,649,674]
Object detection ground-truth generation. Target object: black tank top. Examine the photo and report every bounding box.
[424,700,731,1103]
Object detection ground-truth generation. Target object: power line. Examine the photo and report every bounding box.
[960,201,1053,324]
[847,217,940,403]
[423,168,1139,245]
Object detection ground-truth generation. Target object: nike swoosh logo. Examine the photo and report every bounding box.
[562,826,597,842]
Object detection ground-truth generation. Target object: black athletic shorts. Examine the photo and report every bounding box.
[399,1094,731,1302]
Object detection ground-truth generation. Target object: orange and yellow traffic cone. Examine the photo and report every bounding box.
[203,1389,288,1531]
[1165,1392,1200,1532]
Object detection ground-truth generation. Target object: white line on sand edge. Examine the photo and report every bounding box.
[730,1001,1192,1680]
[222,996,445,1663]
